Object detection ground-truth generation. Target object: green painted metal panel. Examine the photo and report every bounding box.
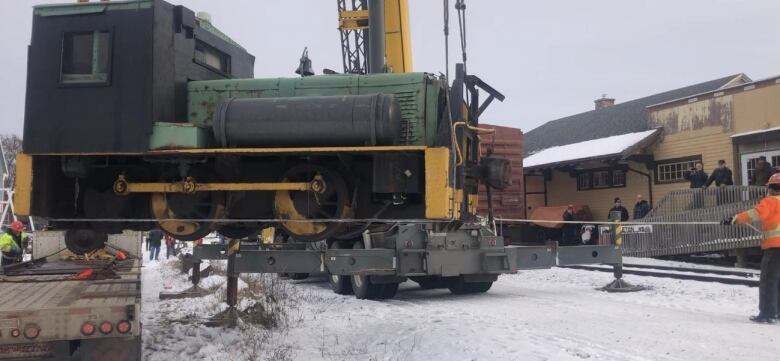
[187,73,444,146]
[197,20,245,50]
[34,0,152,17]
[149,122,208,150]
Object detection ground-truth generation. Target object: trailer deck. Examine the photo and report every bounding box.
[0,232,143,361]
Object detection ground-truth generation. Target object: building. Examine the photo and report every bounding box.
[523,73,780,220]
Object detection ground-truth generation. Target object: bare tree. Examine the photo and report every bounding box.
[0,134,22,189]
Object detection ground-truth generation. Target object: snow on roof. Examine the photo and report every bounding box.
[730,126,780,138]
[524,129,659,168]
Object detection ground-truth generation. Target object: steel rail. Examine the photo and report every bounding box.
[620,263,759,278]
[564,265,760,287]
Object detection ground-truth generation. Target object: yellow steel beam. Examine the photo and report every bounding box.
[13,153,33,216]
[424,147,454,220]
[27,145,429,157]
[113,175,318,195]
[384,0,412,73]
[339,9,369,30]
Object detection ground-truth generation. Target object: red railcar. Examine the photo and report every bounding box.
[478,124,524,220]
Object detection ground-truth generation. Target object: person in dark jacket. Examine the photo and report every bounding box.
[608,197,629,222]
[633,194,651,219]
[684,162,709,188]
[684,162,708,208]
[147,229,163,261]
[752,157,773,186]
[561,205,579,246]
[707,160,734,205]
[706,160,734,187]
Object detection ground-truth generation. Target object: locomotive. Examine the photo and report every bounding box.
[17,0,507,251]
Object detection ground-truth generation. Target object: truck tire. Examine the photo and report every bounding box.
[378,281,399,299]
[328,241,353,295]
[447,276,493,295]
[290,273,310,280]
[411,276,447,289]
[350,242,393,300]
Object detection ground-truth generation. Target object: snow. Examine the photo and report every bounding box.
[525,129,660,168]
[142,248,778,361]
[730,126,780,138]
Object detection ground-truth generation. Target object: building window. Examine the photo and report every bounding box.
[655,156,701,184]
[61,30,111,84]
[195,39,230,74]
[578,173,591,190]
[577,167,627,191]
[593,171,609,188]
[746,156,780,183]
[613,170,626,187]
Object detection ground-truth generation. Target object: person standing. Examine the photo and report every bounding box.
[724,172,780,324]
[752,156,773,186]
[633,194,651,219]
[608,197,629,222]
[706,160,734,187]
[147,228,163,261]
[684,162,708,208]
[561,205,579,246]
[164,234,177,259]
[0,222,24,269]
[707,160,734,205]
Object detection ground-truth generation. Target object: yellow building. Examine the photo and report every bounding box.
[523,73,780,221]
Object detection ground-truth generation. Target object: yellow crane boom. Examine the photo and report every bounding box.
[337,0,412,73]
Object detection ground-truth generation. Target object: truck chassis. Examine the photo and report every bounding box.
[192,223,623,300]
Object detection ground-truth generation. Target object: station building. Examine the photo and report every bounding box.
[523,73,780,220]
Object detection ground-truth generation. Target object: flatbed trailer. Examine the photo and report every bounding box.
[0,231,143,361]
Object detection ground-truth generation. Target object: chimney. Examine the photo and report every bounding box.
[594,94,615,110]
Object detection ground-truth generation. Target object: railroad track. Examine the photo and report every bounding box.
[563,263,760,287]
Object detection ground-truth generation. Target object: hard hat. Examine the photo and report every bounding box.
[9,221,24,233]
[768,172,780,186]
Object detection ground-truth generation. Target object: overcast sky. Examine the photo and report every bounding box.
[2,0,779,137]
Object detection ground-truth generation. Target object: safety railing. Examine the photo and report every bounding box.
[619,186,764,257]
[644,186,766,218]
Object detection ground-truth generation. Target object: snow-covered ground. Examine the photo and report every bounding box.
[141,249,777,361]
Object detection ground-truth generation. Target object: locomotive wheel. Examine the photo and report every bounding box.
[273,164,351,242]
[151,169,227,241]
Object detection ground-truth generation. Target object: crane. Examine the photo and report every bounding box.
[337,0,412,74]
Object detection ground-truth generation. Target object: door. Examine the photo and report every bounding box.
[740,150,780,185]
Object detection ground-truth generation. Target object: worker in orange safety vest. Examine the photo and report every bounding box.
[724,172,780,324]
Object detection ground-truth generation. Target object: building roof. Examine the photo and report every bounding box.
[523,74,747,155]
[731,126,780,139]
[648,74,778,110]
[524,129,661,169]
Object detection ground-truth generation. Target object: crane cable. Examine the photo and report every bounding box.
[455,0,467,76]
[443,0,450,81]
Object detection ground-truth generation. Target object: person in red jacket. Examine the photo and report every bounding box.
[725,172,780,324]
[164,234,177,260]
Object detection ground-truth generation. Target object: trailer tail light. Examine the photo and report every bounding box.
[81,322,96,336]
[99,321,113,334]
[23,324,40,340]
[116,320,131,334]
[10,329,20,338]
